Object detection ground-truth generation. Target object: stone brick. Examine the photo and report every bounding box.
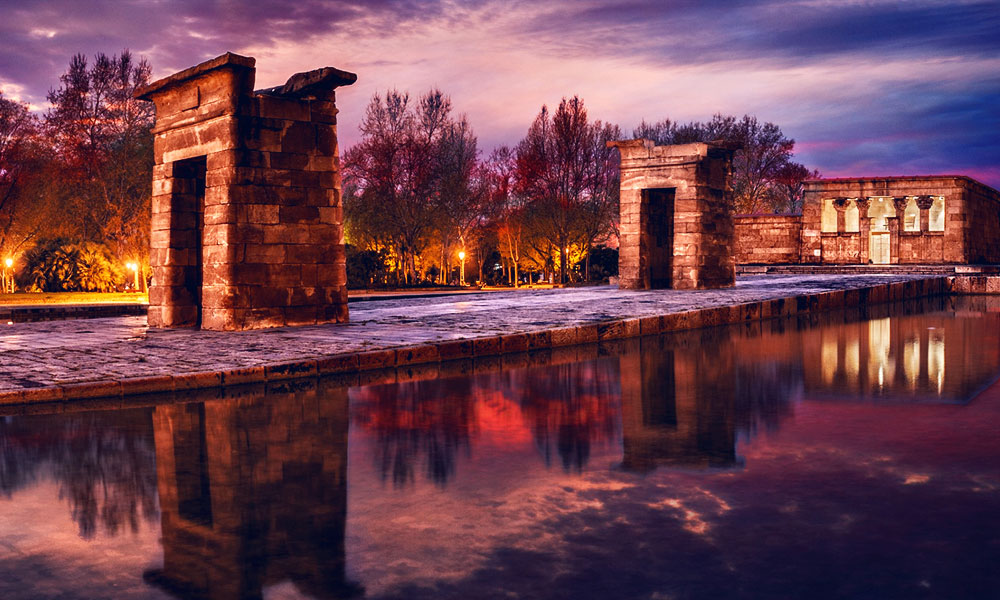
[396,344,440,366]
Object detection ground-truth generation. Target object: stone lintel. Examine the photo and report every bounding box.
[609,138,740,161]
[256,66,358,98]
[136,52,256,101]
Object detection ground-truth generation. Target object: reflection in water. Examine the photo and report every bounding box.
[1,296,1000,598]
[351,360,621,485]
[351,377,477,487]
[806,301,995,402]
[0,408,157,538]
[144,381,361,599]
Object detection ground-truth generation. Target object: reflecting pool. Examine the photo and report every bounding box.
[2,297,1000,599]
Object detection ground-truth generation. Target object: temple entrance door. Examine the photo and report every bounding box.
[644,188,674,288]
[870,232,890,264]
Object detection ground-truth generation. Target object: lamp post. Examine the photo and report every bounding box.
[458,250,466,286]
[127,262,139,292]
[3,257,12,294]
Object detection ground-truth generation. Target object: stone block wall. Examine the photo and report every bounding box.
[962,178,1000,263]
[138,53,355,330]
[733,215,802,264]
[612,140,738,290]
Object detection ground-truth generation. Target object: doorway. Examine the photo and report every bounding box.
[171,156,207,326]
[867,197,894,265]
[644,188,675,288]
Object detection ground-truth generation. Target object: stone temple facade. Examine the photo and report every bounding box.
[735,176,1000,266]
[137,53,355,330]
[611,140,739,290]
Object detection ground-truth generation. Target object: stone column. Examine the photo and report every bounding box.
[856,197,871,264]
[916,195,934,231]
[610,139,738,289]
[891,197,909,265]
[137,53,356,330]
[833,197,849,233]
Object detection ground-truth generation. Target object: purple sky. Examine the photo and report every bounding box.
[2,0,998,187]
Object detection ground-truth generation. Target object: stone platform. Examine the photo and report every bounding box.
[0,274,954,406]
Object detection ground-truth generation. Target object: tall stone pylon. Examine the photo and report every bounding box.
[136,53,355,330]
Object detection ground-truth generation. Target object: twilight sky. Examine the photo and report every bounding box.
[2,0,998,187]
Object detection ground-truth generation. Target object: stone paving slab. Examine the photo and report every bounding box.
[0,274,951,403]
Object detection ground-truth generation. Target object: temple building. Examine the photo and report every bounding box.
[734,175,1000,266]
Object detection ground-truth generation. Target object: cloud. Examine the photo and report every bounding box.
[1,0,996,186]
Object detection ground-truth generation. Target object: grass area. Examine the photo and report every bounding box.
[0,291,148,306]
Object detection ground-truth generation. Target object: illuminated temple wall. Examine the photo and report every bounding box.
[733,176,1000,265]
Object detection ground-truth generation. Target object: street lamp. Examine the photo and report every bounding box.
[458,250,466,286]
[3,257,11,294]
[127,262,139,292]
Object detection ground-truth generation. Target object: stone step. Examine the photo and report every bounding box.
[737,264,1000,276]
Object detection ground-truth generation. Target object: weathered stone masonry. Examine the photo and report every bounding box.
[734,176,1000,266]
[612,140,739,290]
[137,53,355,330]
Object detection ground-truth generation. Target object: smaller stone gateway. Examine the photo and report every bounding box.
[611,139,740,290]
[136,53,355,330]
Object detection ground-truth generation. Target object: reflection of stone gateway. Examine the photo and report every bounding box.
[136,53,356,330]
[144,382,358,599]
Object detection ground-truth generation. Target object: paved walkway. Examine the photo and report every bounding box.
[0,274,942,399]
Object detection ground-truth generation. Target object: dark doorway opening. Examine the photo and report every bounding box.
[173,403,213,526]
[644,188,675,288]
[170,156,207,327]
[642,350,677,428]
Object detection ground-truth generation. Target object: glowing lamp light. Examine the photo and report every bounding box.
[458,250,467,286]
[126,262,140,292]
[4,258,11,268]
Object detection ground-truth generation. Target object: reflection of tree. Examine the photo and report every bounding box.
[351,378,478,486]
[350,360,622,485]
[504,360,621,472]
[0,408,158,538]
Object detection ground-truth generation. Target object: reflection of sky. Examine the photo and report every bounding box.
[2,1,999,187]
[0,479,165,600]
[345,383,1000,599]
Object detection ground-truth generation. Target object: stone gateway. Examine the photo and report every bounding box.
[136,53,355,330]
[611,139,740,290]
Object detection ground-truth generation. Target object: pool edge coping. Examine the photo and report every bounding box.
[0,276,972,409]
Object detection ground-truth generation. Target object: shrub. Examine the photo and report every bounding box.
[16,238,125,292]
[346,244,390,289]
[587,245,619,281]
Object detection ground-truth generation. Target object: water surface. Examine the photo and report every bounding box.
[2,297,999,599]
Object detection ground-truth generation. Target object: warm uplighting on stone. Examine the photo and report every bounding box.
[136,52,356,330]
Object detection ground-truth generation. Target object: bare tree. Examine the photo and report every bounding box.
[45,50,154,263]
[0,92,40,257]
[515,97,619,284]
